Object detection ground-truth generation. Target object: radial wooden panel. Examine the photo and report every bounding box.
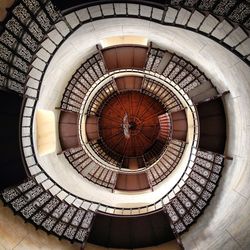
[115,173,150,191]
[115,76,143,91]
[171,110,187,141]
[122,157,145,170]
[102,45,148,71]
[86,116,100,141]
[158,113,171,142]
[99,91,166,159]
[59,111,80,150]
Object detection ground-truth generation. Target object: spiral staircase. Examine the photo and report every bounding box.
[0,0,249,250]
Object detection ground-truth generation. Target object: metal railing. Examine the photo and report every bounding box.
[0,0,232,237]
[1,1,249,94]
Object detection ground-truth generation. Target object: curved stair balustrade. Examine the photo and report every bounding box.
[74,72,193,190]
[165,149,225,233]
[63,139,186,191]
[147,139,186,186]
[141,77,184,112]
[18,49,227,248]
[0,1,249,95]
[60,52,107,113]
[144,47,219,102]
[18,40,226,234]
[86,79,118,116]
[0,0,233,247]
[19,72,226,239]
[64,146,118,190]
[1,145,226,237]
[61,45,220,118]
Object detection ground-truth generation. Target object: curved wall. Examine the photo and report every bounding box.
[34,18,200,208]
[34,17,250,249]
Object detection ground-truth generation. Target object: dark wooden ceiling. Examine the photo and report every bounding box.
[102,45,148,71]
[99,91,165,158]
[116,76,143,91]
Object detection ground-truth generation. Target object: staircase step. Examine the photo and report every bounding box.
[191,87,218,103]
[157,51,172,74]
[188,80,212,97]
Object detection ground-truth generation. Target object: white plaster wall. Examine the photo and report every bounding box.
[0,201,180,250]
[35,17,250,249]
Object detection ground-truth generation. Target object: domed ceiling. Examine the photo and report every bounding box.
[99,91,165,159]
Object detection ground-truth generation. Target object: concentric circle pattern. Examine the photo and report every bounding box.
[99,91,166,162]
[1,0,244,247]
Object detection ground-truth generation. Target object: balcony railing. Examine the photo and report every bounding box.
[6,97,225,236]
[0,1,249,94]
[61,52,107,113]
[0,0,233,242]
